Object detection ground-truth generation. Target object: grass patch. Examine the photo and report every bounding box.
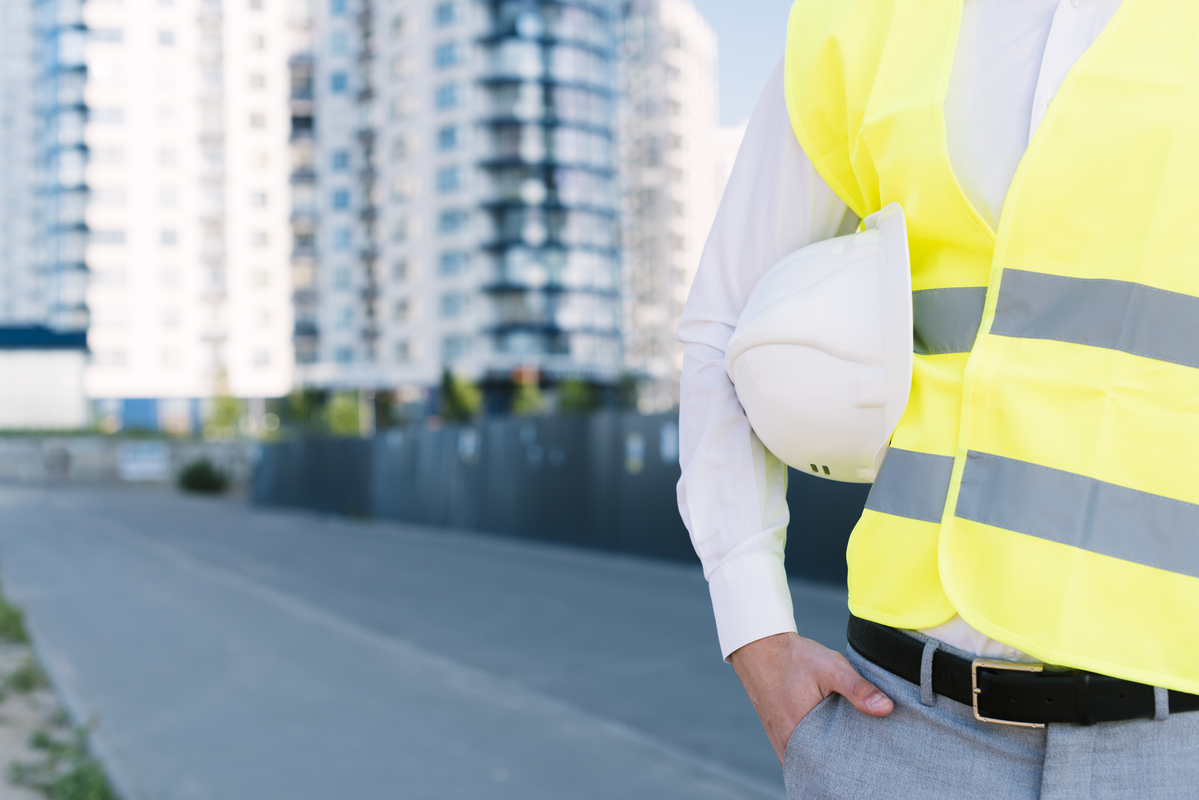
[0,587,29,644]
[11,727,117,800]
[3,657,48,695]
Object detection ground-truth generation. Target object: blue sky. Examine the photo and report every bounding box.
[689,0,794,125]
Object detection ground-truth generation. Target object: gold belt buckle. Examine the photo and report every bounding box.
[971,658,1046,729]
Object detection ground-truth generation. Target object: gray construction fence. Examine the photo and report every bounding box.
[251,412,871,586]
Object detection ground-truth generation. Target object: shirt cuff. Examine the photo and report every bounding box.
[708,546,796,662]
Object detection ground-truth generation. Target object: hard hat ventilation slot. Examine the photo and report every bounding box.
[810,464,819,473]
[822,465,831,475]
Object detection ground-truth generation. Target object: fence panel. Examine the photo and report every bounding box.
[253,412,871,585]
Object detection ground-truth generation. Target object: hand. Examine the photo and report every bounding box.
[729,632,893,764]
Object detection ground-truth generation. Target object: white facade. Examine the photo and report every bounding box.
[299,0,623,394]
[35,0,293,404]
[0,350,88,429]
[618,0,720,411]
[0,0,40,323]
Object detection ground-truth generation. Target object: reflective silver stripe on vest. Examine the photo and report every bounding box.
[956,451,1199,578]
[912,287,987,356]
[864,448,955,523]
[991,270,1199,369]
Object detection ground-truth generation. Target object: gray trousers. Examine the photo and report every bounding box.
[784,645,1199,799]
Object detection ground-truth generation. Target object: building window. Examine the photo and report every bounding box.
[335,346,353,363]
[392,259,409,281]
[334,267,351,289]
[93,350,128,367]
[90,29,123,42]
[434,2,456,26]
[158,30,175,45]
[252,231,269,247]
[437,126,459,151]
[93,188,127,206]
[92,230,126,245]
[391,174,415,201]
[92,108,125,124]
[330,0,346,15]
[251,33,266,50]
[441,335,470,362]
[336,307,354,329]
[439,293,467,319]
[332,189,351,209]
[250,113,266,128]
[251,191,268,207]
[434,41,459,68]
[391,137,409,162]
[330,71,348,93]
[93,148,125,165]
[250,73,266,89]
[394,298,411,322]
[332,228,352,250]
[437,210,468,235]
[438,251,468,276]
[395,340,411,363]
[436,166,461,193]
[161,229,178,246]
[253,350,271,367]
[391,15,405,40]
[158,149,177,166]
[330,30,349,54]
[391,217,408,243]
[158,188,178,207]
[391,56,413,79]
[389,95,414,120]
[249,0,263,9]
[434,83,459,110]
[331,149,350,170]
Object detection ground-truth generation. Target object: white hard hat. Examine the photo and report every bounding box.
[725,202,912,483]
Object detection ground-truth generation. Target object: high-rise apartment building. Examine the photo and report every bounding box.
[298,0,623,398]
[0,0,40,324]
[29,0,293,429]
[618,0,719,412]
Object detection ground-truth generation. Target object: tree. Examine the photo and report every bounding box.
[440,368,482,422]
[511,380,545,416]
[326,392,360,436]
[558,378,599,413]
[615,373,641,411]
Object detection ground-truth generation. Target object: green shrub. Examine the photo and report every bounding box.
[11,728,118,800]
[440,369,482,422]
[0,590,28,644]
[177,458,228,494]
[4,657,48,694]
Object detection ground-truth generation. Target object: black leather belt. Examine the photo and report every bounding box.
[847,615,1199,727]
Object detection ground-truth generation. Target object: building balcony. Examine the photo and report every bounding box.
[294,320,319,338]
[478,74,613,98]
[478,155,614,177]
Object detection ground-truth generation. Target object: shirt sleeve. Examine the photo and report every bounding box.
[676,59,851,661]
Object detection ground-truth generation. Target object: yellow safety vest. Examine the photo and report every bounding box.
[785,0,1199,693]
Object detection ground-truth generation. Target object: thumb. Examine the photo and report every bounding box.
[826,655,893,716]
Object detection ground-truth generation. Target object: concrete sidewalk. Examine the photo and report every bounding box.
[0,486,850,800]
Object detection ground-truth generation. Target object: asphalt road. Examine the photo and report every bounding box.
[0,485,850,800]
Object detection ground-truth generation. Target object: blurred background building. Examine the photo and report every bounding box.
[19,0,295,433]
[0,0,40,325]
[0,0,747,428]
[290,0,624,408]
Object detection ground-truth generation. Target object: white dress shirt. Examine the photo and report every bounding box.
[677,0,1123,661]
